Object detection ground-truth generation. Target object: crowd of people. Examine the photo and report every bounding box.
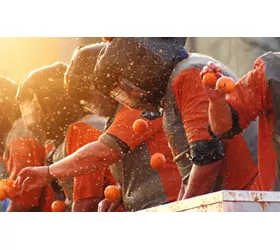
[0,37,278,212]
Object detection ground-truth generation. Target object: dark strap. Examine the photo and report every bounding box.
[46,148,66,201]
[141,109,163,120]
[189,140,225,166]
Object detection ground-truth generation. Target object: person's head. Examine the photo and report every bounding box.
[64,42,119,118]
[0,75,21,140]
[16,62,83,143]
[92,37,188,117]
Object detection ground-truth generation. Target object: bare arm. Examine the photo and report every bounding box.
[49,141,121,179]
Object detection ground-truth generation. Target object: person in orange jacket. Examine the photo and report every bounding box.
[63,43,118,212]
[80,38,262,199]
[200,52,280,191]
[15,58,118,212]
[61,41,182,211]
[15,42,182,212]
[4,117,46,212]
[15,62,85,211]
[0,75,47,212]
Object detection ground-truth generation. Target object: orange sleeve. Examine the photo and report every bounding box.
[172,68,212,143]
[104,106,162,150]
[227,57,268,129]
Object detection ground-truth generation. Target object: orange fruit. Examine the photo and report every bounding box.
[150,153,166,169]
[216,76,235,94]
[3,180,17,199]
[104,185,121,201]
[202,72,218,86]
[132,119,148,134]
[0,180,7,201]
[52,200,66,212]
[103,37,114,42]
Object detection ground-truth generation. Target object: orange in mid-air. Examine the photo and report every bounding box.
[52,200,66,212]
[0,180,7,201]
[150,153,166,169]
[202,72,218,86]
[132,119,148,134]
[215,76,235,94]
[104,185,121,201]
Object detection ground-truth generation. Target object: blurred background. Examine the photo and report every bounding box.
[0,37,102,82]
[186,37,280,77]
[0,37,280,82]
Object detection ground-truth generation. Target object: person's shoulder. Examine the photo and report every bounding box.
[259,51,280,64]
[171,53,216,80]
